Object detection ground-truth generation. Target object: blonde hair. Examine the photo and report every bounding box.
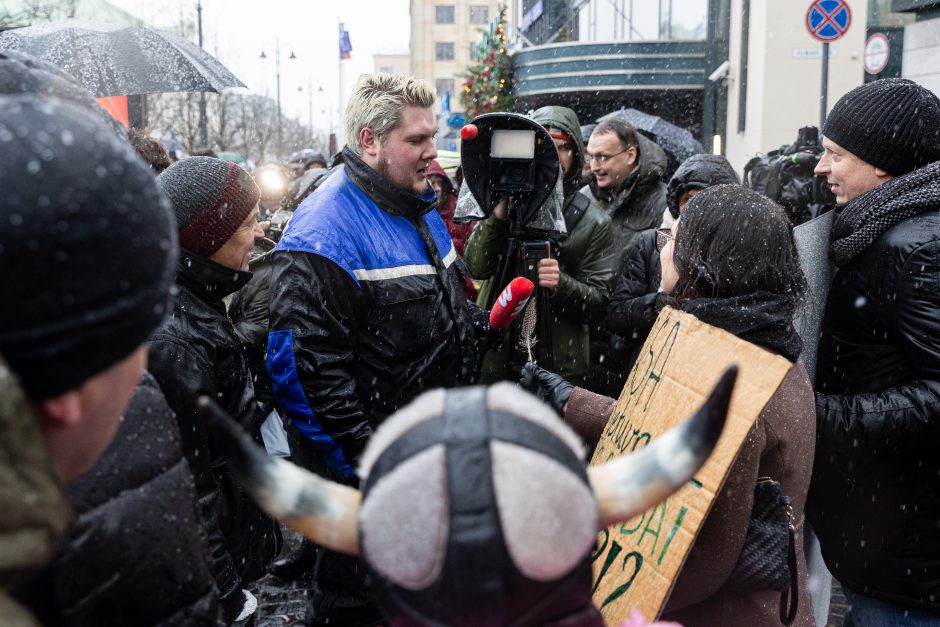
[344,73,436,155]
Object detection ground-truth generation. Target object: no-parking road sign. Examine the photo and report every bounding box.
[806,0,852,43]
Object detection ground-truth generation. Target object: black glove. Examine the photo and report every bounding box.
[519,362,573,415]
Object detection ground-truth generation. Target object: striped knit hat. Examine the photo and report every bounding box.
[157,156,260,257]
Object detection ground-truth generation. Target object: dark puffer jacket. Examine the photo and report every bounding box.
[267,146,478,483]
[603,229,665,370]
[32,373,222,626]
[149,253,279,605]
[229,239,277,406]
[809,166,940,614]
[581,133,668,395]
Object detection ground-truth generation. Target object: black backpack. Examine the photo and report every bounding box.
[743,126,835,226]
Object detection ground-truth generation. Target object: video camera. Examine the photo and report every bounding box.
[454,112,570,369]
[454,112,566,238]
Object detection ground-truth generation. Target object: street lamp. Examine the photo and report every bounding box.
[259,40,296,159]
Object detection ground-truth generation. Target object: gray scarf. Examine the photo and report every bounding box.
[831,161,940,266]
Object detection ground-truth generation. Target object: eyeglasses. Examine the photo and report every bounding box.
[585,146,631,165]
[655,227,674,252]
[555,143,574,154]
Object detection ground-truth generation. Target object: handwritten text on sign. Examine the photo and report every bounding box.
[589,307,792,624]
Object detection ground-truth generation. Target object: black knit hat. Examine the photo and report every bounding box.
[157,156,260,257]
[0,95,177,400]
[823,78,940,176]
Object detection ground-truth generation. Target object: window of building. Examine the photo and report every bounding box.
[435,42,455,61]
[469,5,489,24]
[435,78,455,99]
[435,5,455,24]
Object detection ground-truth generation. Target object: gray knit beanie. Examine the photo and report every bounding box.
[823,78,940,176]
[157,156,260,257]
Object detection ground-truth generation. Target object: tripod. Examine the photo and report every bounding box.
[483,221,556,371]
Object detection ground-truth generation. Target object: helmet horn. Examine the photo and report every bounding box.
[199,397,360,555]
[588,366,737,529]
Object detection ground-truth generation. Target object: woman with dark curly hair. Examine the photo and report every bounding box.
[523,185,816,626]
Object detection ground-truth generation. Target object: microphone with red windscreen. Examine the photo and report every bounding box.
[489,277,535,330]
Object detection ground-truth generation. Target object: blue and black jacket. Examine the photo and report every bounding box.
[267,147,478,482]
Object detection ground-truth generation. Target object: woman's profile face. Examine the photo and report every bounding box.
[660,218,680,293]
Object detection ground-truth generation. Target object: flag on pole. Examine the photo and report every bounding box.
[339,23,352,60]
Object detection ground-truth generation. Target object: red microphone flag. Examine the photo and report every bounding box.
[489,277,535,330]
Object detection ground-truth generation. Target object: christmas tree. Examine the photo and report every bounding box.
[460,3,514,117]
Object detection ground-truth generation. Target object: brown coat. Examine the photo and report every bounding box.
[564,364,816,627]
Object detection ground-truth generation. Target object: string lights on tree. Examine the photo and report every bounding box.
[460,2,514,117]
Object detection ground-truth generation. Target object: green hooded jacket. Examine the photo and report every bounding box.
[0,357,72,626]
[464,106,615,385]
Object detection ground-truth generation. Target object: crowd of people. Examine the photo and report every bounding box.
[1,44,939,627]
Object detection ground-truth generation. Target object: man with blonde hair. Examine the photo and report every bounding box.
[267,73,478,625]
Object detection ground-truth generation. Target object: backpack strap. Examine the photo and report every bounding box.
[563,191,591,233]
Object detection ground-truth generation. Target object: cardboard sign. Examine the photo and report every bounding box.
[589,307,792,624]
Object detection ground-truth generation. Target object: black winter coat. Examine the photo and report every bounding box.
[810,206,940,613]
[267,147,478,483]
[229,240,277,405]
[27,373,222,626]
[149,253,279,602]
[604,228,667,369]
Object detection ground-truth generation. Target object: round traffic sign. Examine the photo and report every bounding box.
[806,0,852,43]
[864,33,890,74]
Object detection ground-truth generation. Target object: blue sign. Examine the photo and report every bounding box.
[806,0,852,42]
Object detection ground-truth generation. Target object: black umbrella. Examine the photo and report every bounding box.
[0,19,245,97]
[597,108,705,180]
[0,49,125,135]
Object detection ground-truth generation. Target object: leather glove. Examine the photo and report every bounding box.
[519,362,574,415]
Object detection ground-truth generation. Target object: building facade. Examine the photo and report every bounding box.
[893,0,940,94]
[409,0,503,115]
[374,52,411,75]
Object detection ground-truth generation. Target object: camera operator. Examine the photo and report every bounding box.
[464,106,614,386]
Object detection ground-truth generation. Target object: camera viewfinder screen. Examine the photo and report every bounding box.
[490,130,536,159]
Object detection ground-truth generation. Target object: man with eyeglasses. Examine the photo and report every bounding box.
[465,105,614,387]
[582,117,668,395]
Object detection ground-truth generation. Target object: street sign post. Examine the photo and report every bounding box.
[806,0,852,132]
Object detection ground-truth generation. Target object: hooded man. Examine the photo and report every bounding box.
[464,106,614,387]
[150,156,279,625]
[580,118,668,395]
[583,117,668,277]
[808,78,940,623]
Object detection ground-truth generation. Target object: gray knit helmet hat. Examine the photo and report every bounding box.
[157,156,260,257]
[823,78,940,176]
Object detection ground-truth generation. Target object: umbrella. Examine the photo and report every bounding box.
[0,49,124,135]
[0,19,244,97]
[597,108,705,180]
